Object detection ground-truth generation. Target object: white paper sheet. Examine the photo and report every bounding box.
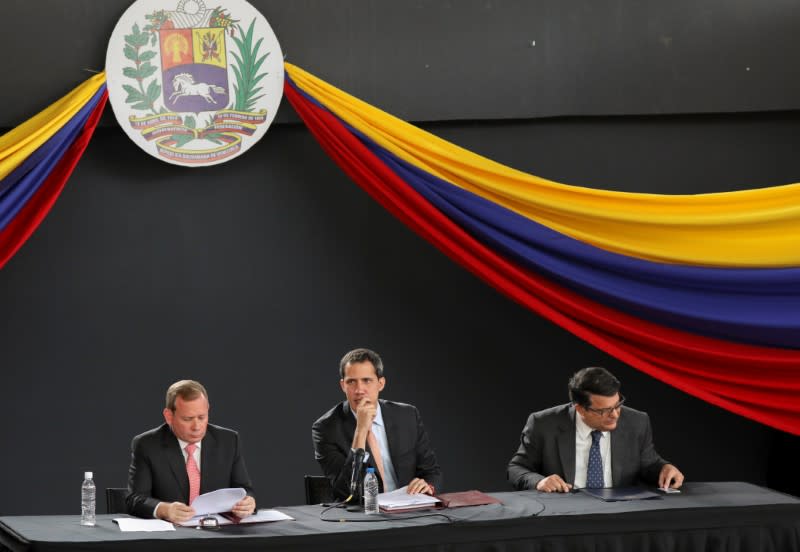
[378,486,441,510]
[180,509,294,527]
[190,487,247,516]
[114,518,175,532]
[241,509,295,523]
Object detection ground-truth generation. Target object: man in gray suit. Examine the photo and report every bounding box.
[507,367,683,493]
[126,380,256,522]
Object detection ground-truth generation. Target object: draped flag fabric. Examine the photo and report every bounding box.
[2,66,799,434]
[283,63,800,435]
[284,66,800,269]
[0,73,107,269]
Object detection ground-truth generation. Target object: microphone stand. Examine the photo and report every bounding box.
[345,448,366,512]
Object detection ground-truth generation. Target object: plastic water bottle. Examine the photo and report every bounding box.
[363,467,379,514]
[81,471,96,526]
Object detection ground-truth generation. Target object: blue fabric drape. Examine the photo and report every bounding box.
[362,131,800,349]
[0,88,106,230]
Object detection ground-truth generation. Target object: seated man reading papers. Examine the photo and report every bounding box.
[126,380,256,522]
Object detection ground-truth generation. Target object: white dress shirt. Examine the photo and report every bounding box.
[177,438,202,471]
[573,414,613,488]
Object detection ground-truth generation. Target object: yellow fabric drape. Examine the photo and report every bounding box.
[0,72,106,181]
[286,63,800,267]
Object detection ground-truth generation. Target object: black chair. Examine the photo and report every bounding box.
[105,487,128,514]
[304,475,335,505]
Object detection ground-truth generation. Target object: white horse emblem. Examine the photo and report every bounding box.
[169,73,226,104]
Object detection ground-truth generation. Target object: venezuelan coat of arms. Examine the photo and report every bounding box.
[106,0,283,167]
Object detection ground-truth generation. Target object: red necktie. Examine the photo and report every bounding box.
[185,443,201,504]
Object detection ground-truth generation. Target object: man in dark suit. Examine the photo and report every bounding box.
[126,380,256,522]
[507,367,684,493]
[313,348,442,500]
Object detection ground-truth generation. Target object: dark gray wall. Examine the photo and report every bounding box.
[1,112,799,514]
[3,0,800,127]
[1,0,799,516]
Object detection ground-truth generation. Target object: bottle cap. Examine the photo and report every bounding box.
[84,471,93,479]
[366,467,375,473]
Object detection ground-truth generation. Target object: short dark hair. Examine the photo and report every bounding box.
[568,367,620,408]
[339,348,384,379]
[165,380,208,411]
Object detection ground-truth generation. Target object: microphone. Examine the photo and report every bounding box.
[348,448,366,501]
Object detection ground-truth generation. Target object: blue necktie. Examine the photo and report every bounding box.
[587,430,604,488]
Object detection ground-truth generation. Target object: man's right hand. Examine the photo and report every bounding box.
[351,398,378,450]
[355,398,377,430]
[536,475,573,493]
[156,501,196,523]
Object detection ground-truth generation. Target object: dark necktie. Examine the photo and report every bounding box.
[587,430,604,488]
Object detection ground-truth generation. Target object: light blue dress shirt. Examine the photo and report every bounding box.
[370,405,399,492]
[352,404,399,492]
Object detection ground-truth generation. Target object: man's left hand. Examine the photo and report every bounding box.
[231,495,256,518]
[406,478,434,495]
[658,464,684,489]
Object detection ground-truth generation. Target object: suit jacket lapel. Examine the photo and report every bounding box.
[162,425,190,502]
[341,402,366,463]
[610,408,628,486]
[557,406,577,485]
[200,427,215,495]
[341,401,358,444]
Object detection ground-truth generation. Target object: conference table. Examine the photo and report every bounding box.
[1,482,798,551]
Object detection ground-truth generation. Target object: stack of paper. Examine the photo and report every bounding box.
[190,488,246,516]
[113,487,294,531]
[175,488,295,526]
[378,486,441,512]
[180,509,294,527]
[179,487,246,526]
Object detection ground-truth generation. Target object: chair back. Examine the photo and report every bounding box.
[304,475,335,505]
[105,487,128,514]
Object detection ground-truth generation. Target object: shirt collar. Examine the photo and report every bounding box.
[176,438,202,452]
[373,403,385,428]
[575,411,600,439]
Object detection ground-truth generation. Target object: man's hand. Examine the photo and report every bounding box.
[231,495,256,518]
[658,464,684,489]
[156,501,195,523]
[536,475,573,493]
[351,397,378,449]
[355,398,378,430]
[406,478,434,495]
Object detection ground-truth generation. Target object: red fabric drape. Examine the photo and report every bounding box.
[0,92,108,269]
[285,80,800,435]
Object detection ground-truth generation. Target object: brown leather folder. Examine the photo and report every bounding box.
[436,490,502,508]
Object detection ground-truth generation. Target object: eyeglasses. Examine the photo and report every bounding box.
[585,395,625,417]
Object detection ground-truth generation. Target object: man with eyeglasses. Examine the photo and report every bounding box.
[507,366,683,493]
